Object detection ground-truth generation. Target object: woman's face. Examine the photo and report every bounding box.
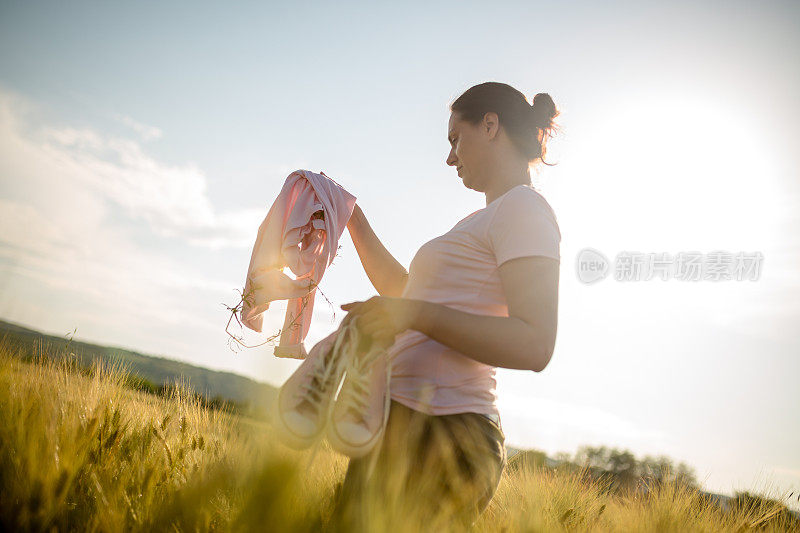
[446,111,494,192]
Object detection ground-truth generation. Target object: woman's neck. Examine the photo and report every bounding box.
[484,172,532,206]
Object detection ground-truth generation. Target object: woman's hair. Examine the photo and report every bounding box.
[450,82,560,166]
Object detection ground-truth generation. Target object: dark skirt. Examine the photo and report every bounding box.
[329,400,507,531]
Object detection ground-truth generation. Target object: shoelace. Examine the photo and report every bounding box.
[365,362,391,482]
[293,322,357,426]
[337,341,384,417]
[302,320,392,480]
[300,325,354,472]
[334,323,392,481]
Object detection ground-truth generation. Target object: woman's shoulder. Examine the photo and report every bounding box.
[496,184,558,223]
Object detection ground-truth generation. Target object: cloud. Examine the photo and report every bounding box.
[0,88,262,250]
[0,199,75,260]
[114,113,163,141]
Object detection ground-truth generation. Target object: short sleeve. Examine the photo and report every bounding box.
[486,190,561,267]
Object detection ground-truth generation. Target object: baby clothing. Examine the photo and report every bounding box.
[387,184,561,418]
[240,169,357,359]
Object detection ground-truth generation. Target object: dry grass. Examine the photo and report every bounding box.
[0,337,797,532]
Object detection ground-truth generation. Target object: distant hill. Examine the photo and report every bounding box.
[0,318,278,416]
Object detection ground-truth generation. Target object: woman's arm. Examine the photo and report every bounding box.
[411,256,559,372]
[347,204,409,298]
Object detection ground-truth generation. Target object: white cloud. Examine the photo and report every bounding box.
[1,89,261,250]
[0,199,75,259]
[114,113,163,141]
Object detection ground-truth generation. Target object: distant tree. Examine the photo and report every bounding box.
[553,451,573,465]
[507,449,547,473]
[569,445,698,493]
[639,453,697,489]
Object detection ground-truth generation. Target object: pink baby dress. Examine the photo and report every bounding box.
[240,169,357,359]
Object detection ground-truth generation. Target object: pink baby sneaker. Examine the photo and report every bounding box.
[270,326,353,449]
[326,326,391,458]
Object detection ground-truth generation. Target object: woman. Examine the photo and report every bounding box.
[331,82,561,530]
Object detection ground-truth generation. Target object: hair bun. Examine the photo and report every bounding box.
[530,92,558,132]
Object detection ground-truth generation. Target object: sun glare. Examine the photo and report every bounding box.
[594,94,786,252]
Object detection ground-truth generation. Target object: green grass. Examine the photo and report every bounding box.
[1,338,797,532]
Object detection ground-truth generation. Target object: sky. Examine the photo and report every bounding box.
[1,0,798,504]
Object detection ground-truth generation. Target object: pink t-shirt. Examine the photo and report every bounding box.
[387,184,561,417]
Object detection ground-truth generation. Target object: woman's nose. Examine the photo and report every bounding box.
[446,151,457,166]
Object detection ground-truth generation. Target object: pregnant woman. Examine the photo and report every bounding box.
[332,81,562,530]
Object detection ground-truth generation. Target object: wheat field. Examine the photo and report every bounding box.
[0,338,797,532]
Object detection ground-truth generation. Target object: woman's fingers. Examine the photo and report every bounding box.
[341,310,361,330]
[366,330,397,353]
[341,299,395,338]
[371,328,396,344]
[356,314,385,335]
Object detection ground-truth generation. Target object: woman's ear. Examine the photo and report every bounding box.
[482,111,499,139]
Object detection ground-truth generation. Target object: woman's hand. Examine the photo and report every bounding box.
[340,296,423,348]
